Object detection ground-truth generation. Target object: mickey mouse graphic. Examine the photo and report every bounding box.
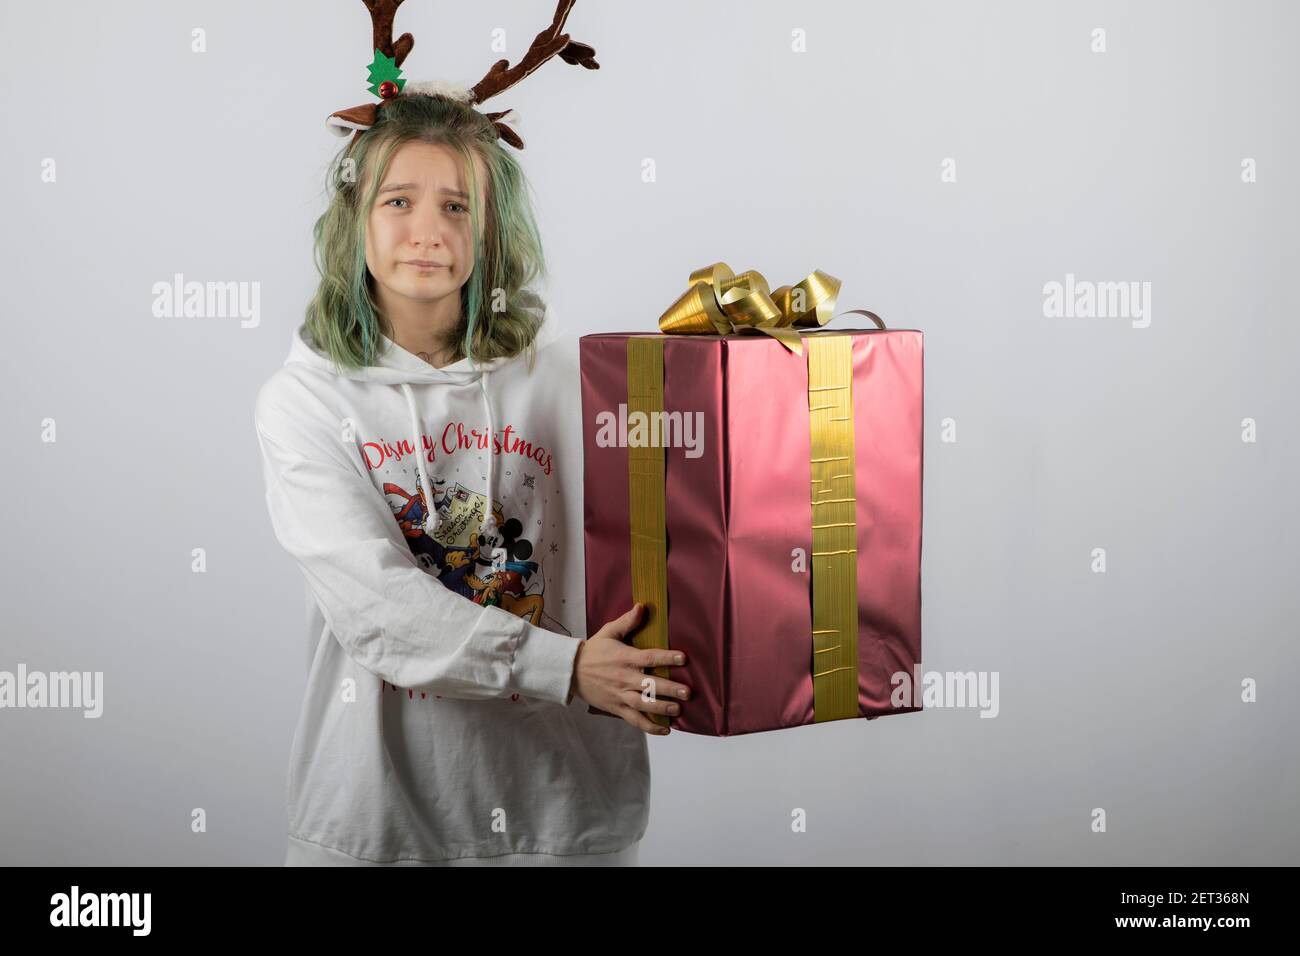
[466,517,544,624]
[438,547,481,598]
[434,498,507,600]
[383,477,547,625]
[383,472,450,566]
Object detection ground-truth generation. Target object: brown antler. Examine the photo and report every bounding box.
[470,0,599,105]
[482,110,525,150]
[363,0,414,66]
[326,0,413,140]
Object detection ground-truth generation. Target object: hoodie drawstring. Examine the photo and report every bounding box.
[477,363,499,542]
[399,368,498,544]
[399,383,440,535]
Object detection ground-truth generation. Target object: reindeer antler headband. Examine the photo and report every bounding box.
[326,0,599,149]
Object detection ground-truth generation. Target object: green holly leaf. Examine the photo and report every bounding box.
[366,49,406,97]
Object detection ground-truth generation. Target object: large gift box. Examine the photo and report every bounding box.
[579,264,924,736]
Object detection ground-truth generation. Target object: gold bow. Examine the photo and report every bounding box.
[657,262,885,355]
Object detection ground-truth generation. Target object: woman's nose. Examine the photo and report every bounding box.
[412,226,442,248]
[411,209,447,247]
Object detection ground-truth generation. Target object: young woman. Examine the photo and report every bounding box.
[253,90,690,865]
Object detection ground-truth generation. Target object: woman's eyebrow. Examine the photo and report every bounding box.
[377,182,469,200]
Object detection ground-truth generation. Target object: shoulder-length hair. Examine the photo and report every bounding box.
[304,93,547,372]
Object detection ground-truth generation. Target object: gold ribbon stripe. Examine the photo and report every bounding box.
[808,335,859,722]
[626,337,672,729]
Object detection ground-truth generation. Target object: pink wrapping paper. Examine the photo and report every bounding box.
[580,329,923,736]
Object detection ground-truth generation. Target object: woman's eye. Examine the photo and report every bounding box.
[383,198,465,212]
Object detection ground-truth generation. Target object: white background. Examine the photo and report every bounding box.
[1,0,1296,864]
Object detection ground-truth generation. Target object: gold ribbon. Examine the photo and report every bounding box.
[806,335,859,722]
[657,262,885,356]
[627,337,672,730]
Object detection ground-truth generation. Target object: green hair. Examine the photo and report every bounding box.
[304,93,547,372]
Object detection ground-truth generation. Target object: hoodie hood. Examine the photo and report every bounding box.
[283,293,561,544]
[283,290,559,385]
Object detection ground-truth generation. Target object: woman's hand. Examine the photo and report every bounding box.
[572,603,690,735]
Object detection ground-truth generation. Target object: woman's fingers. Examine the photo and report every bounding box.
[637,646,686,669]
[617,704,670,735]
[621,688,681,717]
[593,605,690,735]
[630,672,690,703]
[600,602,645,641]
[620,645,689,701]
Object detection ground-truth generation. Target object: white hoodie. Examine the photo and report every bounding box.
[253,297,649,865]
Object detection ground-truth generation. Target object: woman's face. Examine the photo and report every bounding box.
[364,140,487,308]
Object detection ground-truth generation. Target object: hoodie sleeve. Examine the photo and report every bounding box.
[254,374,580,705]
